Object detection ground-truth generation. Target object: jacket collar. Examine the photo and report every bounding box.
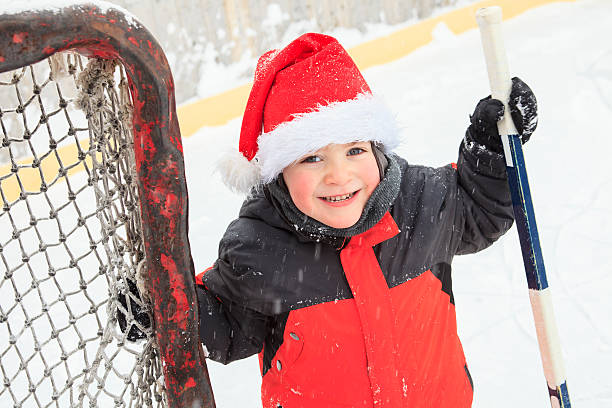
[347,212,399,248]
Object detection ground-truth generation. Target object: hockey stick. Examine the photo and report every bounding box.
[475,7,571,408]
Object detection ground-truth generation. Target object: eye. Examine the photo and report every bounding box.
[301,155,321,163]
[347,147,366,156]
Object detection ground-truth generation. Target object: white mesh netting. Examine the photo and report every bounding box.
[0,53,167,407]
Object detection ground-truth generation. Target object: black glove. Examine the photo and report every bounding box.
[467,77,538,154]
[117,278,151,341]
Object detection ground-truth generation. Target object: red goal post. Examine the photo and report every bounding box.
[0,2,214,407]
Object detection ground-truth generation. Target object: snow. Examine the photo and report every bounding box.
[0,0,140,28]
[192,0,481,100]
[182,0,612,407]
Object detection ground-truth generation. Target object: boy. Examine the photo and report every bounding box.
[133,33,537,407]
[195,32,539,407]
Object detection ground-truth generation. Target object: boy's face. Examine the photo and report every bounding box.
[282,142,381,229]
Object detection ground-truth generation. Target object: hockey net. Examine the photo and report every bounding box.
[0,3,214,408]
[0,51,167,408]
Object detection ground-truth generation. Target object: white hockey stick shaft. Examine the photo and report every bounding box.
[475,6,516,165]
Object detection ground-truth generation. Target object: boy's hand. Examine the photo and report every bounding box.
[468,77,538,154]
[508,77,538,142]
[117,277,151,341]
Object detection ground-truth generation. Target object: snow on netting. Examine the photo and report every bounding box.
[0,53,166,407]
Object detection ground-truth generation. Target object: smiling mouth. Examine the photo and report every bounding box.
[320,190,358,203]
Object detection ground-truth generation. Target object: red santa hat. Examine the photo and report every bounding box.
[218,33,401,193]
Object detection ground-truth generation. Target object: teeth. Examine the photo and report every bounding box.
[323,192,354,202]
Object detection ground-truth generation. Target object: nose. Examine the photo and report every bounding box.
[323,157,351,186]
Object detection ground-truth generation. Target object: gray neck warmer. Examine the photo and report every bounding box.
[266,153,401,246]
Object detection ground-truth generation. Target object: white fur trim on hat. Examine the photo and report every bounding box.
[217,148,261,194]
[256,93,400,184]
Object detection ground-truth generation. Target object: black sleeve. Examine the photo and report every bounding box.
[195,219,276,365]
[454,137,514,255]
[196,275,270,365]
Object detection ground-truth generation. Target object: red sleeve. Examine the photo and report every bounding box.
[195,264,215,286]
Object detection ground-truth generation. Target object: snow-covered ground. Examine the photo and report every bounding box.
[183,0,612,406]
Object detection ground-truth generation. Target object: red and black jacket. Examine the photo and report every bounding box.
[196,141,513,407]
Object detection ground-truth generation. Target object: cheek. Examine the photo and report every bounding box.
[284,171,317,212]
[362,159,381,195]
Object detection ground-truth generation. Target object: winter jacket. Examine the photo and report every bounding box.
[195,140,514,408]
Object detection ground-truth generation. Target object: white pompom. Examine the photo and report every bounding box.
[216,149,261,194]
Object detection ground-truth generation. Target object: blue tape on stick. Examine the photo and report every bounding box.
[506,134,548,290]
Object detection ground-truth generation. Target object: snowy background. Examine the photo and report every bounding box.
[181,0,612,407]
[73,0,475,104]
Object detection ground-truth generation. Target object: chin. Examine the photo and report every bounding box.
[321,216,360,229]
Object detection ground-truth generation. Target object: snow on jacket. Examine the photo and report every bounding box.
[195,140,514,408]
